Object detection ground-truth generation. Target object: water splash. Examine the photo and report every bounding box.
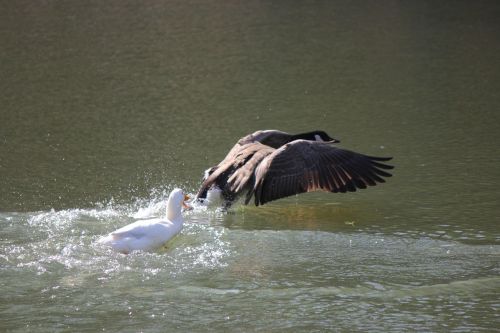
[1,190,499,333]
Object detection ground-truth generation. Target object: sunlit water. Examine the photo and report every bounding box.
[1,189,499,332]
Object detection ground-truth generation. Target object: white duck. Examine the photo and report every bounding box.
[98,188,190,254]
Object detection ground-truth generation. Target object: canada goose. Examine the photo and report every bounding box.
[196,130,393,207]
[98,188,190,254]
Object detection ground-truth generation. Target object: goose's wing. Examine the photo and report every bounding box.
[226,144,274,193]
[196,130,286,199]
[196,142,246,197]
[249,140,393,206]
[197,142,272,198]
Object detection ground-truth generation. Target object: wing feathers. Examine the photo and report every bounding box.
[199,133,393,207]
[252,141,393,205]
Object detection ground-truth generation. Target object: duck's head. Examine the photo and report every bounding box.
[167,188,191,219]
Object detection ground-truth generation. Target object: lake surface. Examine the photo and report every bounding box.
[1,1,499,332]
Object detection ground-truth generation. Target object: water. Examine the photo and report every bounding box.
[1,1,500,332]
[2,204,499,332]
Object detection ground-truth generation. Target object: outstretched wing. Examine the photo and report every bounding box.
[196,142,272,199]
[249,140,393,206]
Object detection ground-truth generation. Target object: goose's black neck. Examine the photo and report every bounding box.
[290,130,336,142]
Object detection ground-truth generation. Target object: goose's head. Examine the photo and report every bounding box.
[292,130,340,143]
[167,188,191,220]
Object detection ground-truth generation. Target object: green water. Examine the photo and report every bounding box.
[1,1,499,332]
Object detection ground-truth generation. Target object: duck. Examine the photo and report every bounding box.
[98,188,190,254]
[196,130,393,207]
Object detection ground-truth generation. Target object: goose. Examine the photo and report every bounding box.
[196,130,393,207]
[98,188,190,254]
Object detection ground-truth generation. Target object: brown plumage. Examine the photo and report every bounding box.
[196,130,394,207]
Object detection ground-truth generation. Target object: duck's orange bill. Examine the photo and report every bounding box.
[182,194,192,209]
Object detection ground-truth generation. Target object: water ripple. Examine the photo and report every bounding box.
[1,205,499,332]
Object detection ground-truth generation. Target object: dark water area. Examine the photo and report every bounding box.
[1,1,499,332]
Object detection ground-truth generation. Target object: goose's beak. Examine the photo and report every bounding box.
[329,138,340,144]
[182,194,192,210]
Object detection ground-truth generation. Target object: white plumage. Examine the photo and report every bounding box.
[98,188,190,254]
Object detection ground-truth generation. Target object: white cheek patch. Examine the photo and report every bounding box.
[314,134,324,142]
